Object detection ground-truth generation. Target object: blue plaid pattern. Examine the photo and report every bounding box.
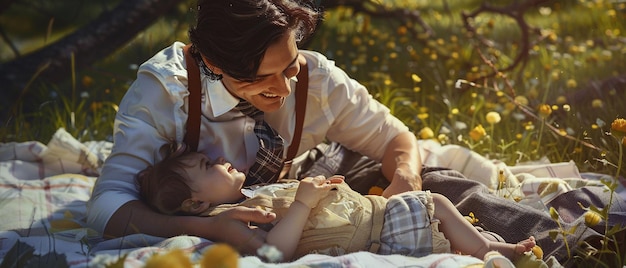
[236,100,284,186]
[378,191,434,257]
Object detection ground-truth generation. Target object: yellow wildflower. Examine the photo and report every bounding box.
[486,111,501,125]
[411,74,422,83]
[469,125,486,141]
[368,186,384,196]
[82,75,94,87]
[532,245,544,259]
[200,244,239,268]
[145,249,192,268]
[566,79,577,88]
[538,104,552,118]
[464,212,479,225]
[591,99,603,108]
[563,104,571,112]
[583,211,601,227]
[419,127,435,139]
[611,118,626,138]
[514,96,529,106]
[551,70,560,80]
[397,25,408,35]
[437,134,449,144]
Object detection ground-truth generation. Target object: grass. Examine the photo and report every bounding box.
[1,0,625,266]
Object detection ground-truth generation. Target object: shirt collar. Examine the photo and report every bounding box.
[205,77,240,117]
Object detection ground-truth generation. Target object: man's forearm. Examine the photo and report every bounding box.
[103,201,276,255]
[381,131,422,189]
[103,200,207,239]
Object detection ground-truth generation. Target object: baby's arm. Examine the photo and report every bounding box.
[264,176,343,260]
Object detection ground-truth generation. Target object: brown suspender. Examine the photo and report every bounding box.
[183,44,202,152]
[182,44,308,176]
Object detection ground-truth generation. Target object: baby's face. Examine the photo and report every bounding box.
[182,153,245,206]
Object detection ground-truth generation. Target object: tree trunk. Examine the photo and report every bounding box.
[0,0,184,120]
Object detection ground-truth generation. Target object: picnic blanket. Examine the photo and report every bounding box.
[0,128,623,267]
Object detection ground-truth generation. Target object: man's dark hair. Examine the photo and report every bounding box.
[189,0,320,81]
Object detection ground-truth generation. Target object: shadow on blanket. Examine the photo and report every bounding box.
[421,166,626,264]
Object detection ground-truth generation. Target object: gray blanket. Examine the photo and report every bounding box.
[421,166,626,264]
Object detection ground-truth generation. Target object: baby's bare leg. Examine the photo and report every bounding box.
[431,193,536,260]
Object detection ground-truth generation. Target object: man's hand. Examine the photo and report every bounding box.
[382,168,422,197]
[209,206,276,254]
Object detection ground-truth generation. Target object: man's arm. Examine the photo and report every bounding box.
[380,131,422,197]
[104,200,276,254]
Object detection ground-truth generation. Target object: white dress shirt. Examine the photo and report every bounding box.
[87,41,408,234]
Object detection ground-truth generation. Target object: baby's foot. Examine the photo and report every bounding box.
[514,236,536,255]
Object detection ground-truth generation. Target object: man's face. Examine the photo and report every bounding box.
[218,32,301,113]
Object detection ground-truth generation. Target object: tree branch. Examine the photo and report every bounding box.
[0,0,184,121]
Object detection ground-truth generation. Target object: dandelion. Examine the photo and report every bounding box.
[438,134,449,144]
[397,25,408,35]
[555,96,567,105]
[563,104,571,112]
[566,79,578,88]
[368,186,384,195]
[419,127,435,139]
[514,96,529,106]
[486,112,501,124]
[411,74,422,83]
[539,7,552,16]
[464,212,479,225]
[256,244,283,263]
[82,76,94,87]
[610,118,626,138]
[145,249,192,268]
[200,243,239,268]
[591,99,604,108]
[538,104,552,117]
[532,245,544,259]
[583,211,601,227]
[469,125,486,141]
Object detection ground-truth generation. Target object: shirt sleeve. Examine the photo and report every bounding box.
[86,43,189,234]
[305,51,409,162]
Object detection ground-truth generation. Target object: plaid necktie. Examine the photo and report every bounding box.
[236,100,285,185]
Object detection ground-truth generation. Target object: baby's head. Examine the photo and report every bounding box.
[137,143,246,215]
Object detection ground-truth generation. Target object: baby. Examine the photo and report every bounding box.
[137,143,536,262]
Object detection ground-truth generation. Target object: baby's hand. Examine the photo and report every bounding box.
[295,175,344,208]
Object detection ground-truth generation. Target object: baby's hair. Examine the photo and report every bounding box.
[136,142,196,215]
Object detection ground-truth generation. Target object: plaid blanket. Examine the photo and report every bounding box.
[2,128,623,267]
